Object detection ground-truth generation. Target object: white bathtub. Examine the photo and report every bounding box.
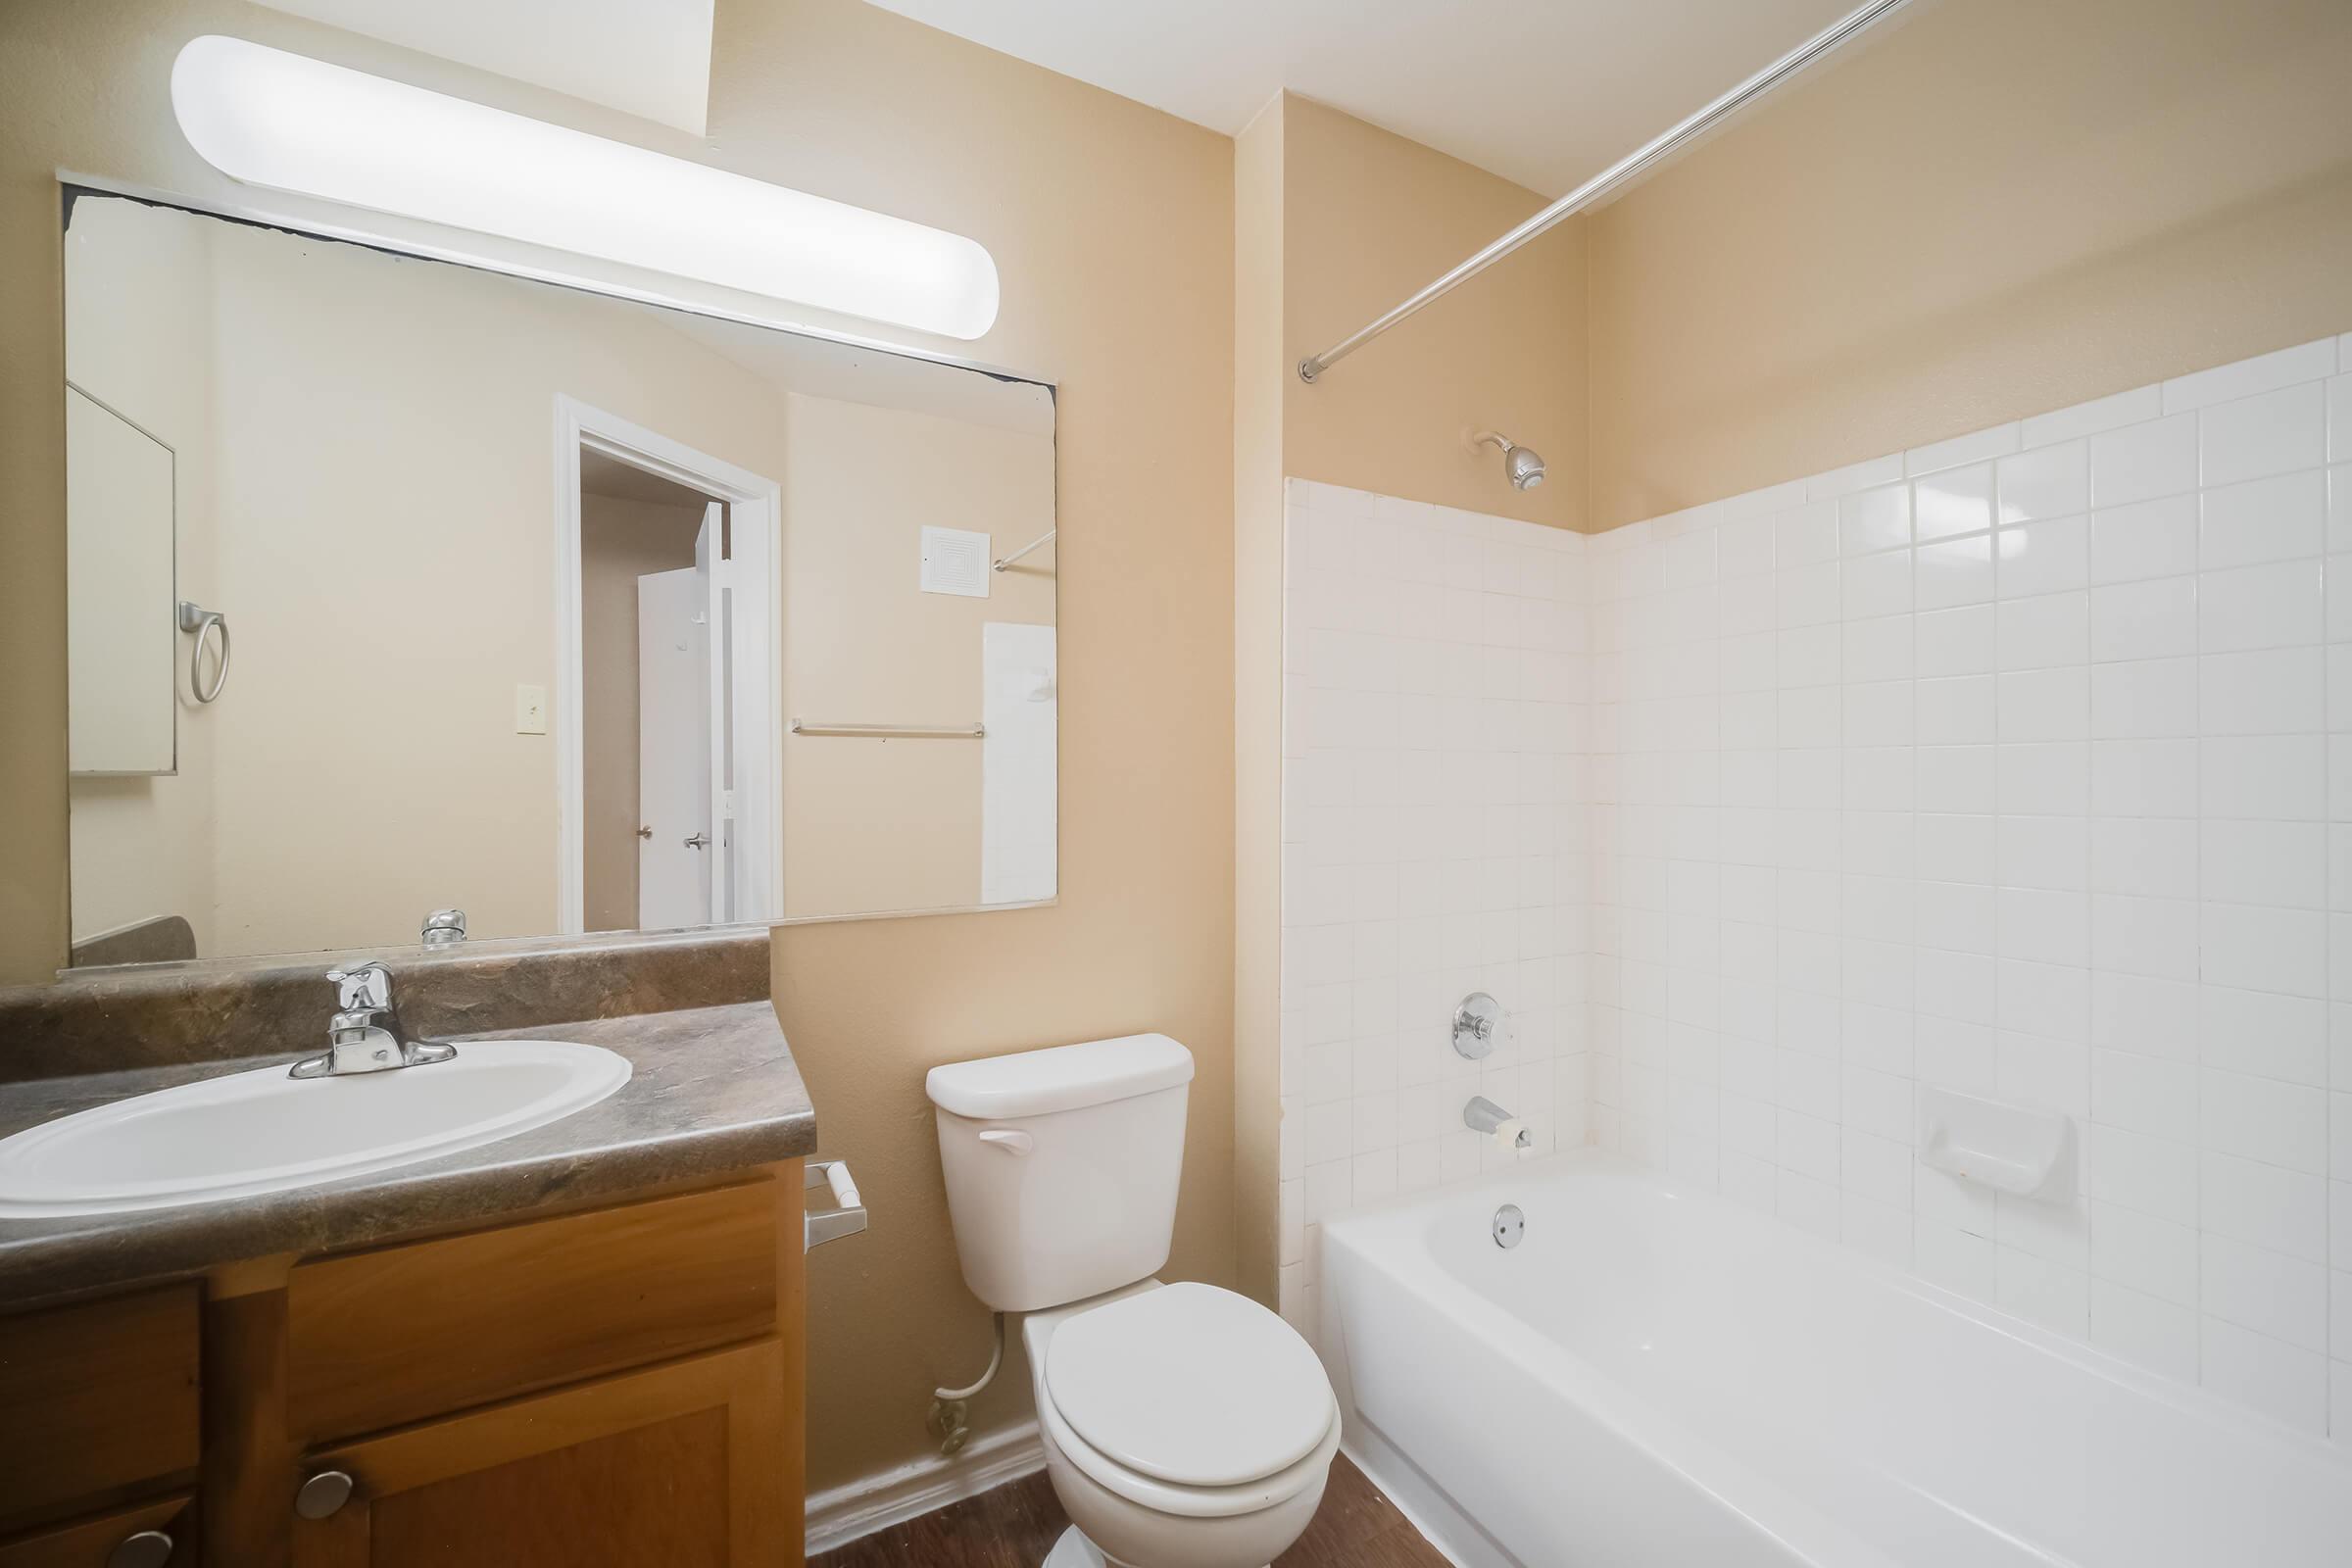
[1317,1152,2352,1567]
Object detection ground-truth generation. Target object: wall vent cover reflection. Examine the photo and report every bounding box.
[169,34,1001,340]
[919,526,992,597]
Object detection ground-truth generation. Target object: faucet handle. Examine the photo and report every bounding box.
[1452,992,1503,1059]
[326,960,392,1010]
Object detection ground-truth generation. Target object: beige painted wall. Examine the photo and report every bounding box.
[1280,95,1589,532]
[778,391,1054,919]
[1231,100,1289,1309]
[7,0,1182,1496]
[580,492,706,933]
[1230,94,1592,1300]
[1586,0,2352,528]
[732,0,1234,1492]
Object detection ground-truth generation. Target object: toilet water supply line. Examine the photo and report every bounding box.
[929,1310,1006,1455]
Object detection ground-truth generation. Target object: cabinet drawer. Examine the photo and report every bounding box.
[0,1494,191,1568]
[0,1288,200,1532]
[287,1179,779,1443]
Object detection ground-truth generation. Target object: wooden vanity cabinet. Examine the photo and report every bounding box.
[275,1173,802,1568]
[2,1163,804,1568]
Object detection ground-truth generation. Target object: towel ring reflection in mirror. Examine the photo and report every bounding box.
[177,600,230,704]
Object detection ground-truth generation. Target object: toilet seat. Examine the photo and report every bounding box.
[1036,1367,1341,1521]
[1048,1282,1334,1487]
[1037,1282,1340,1519]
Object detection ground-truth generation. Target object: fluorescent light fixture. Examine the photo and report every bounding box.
[170,34,1000,339]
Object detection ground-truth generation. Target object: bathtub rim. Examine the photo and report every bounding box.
[1317,1147,2352,1472]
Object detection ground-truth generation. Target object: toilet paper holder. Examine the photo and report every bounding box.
[804,1159,868,1250]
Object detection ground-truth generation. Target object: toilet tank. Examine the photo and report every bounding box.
[926,1035,1193,1313]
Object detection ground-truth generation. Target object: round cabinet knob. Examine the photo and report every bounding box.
[108,1531,174,1568]
[295,1469,355,1520]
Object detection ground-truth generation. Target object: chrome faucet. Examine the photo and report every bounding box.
[290,960,458,1079]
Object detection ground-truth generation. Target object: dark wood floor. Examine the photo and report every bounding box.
[810,1453,1448,1568]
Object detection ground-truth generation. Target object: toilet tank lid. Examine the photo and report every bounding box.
[926,1034,1193,1119]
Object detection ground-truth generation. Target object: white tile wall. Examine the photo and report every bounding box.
[1275,479,1591,1335]
[1272,336,2352,1439]
[1588,333,2352,1441]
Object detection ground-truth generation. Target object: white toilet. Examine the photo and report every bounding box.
[927,1035,1339,1568]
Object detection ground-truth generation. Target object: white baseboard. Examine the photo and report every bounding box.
[805,1419,1047,1557]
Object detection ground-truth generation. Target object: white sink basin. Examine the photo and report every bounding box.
[0,1042,632,1218]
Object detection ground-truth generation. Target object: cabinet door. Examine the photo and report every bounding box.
[0,1286,201,1535]
[289,1341,787,1568]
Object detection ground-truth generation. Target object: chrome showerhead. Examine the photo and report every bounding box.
[1473,430,1546,491]
[1504,443,1545,490]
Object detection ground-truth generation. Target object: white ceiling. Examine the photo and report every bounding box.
[860,0,1859,196]
[250,0,715,134]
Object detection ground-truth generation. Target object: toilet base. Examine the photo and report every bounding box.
[1040,1524,1268,1568]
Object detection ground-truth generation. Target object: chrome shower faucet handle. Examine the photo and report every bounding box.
[1452,992,1503,1059]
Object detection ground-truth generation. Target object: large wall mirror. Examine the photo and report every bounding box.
[60,190,1057,969]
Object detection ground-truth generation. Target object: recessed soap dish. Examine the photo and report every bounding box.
[1916,1086,2073,1201]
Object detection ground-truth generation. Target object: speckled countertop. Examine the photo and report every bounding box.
[0,1000,815,1309]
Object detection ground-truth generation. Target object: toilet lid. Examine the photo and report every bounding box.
[1044,1282,1334,1488]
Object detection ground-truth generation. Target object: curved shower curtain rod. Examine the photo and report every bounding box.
[1296,0,1916,386]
